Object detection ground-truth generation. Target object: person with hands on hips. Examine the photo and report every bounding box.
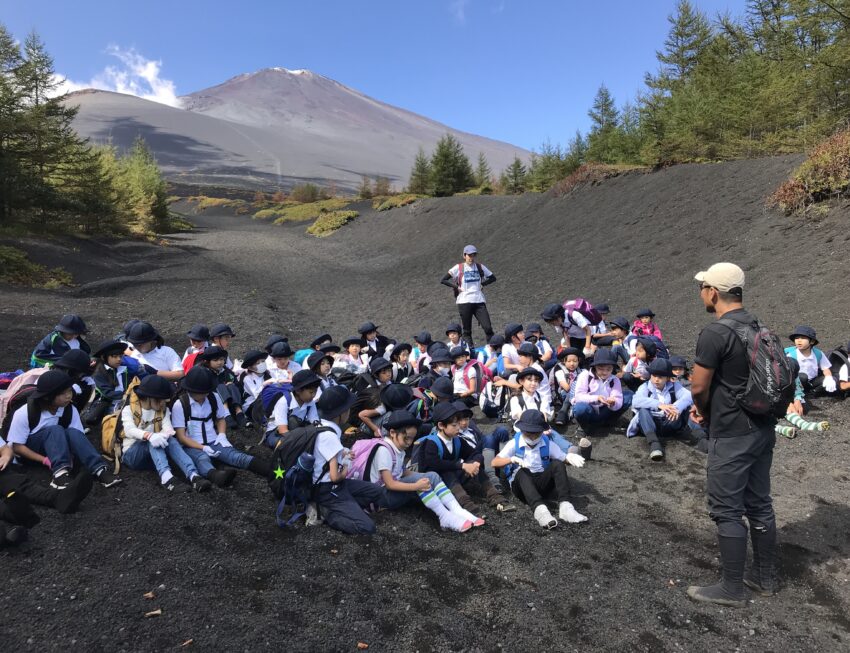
[441,244,496,349]
[491,409,587,530]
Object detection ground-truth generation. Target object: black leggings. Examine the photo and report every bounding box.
[512,464,571,509]
[458,302,493,347]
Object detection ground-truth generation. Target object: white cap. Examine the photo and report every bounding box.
[463,244,477,255]
[694,262,745,292]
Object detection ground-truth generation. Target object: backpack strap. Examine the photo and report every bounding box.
[180,392,218,445]
[59,405,73,429]
[26,396,41,432]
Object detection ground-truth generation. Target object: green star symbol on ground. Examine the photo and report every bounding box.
[273,466,285,479]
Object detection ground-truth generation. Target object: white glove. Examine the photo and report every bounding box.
[583,347,594,358]
[148,433,169,448]
[214,434,232,448]
[160,426,176,438]
[566,453,586,468]
[509,455,526,468]
[823,376,837,393]
[202,445,221,458]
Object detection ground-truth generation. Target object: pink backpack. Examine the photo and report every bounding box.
[347,438,397,485]
[452,359,492,396]
[562,298,602,326]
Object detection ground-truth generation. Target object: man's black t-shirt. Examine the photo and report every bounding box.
[694,308,773,437]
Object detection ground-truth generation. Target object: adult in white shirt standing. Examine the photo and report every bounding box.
[441,244,496,348]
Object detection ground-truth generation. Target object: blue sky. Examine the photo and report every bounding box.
[3,0,747,151]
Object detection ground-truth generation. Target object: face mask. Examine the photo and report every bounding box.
[255,362,267,374]
[437,367,450,376]
[525,435,542,446]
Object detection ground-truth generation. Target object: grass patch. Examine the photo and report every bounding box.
[767,128,850,215]
[166,214,194,232]
[551,163,648,197]
[185,196,248,212]
[0,245,73,288]
[270,199,353,224]
[306,210,359,237]
[456,186,494,196]
[372,194,423,211]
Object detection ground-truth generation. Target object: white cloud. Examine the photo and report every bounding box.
[53,46,181,107]
[450,0,470,23]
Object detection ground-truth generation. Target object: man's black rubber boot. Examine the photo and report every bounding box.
[208,468,237,488]
[744,523,778,596]
[687,535,749,607]
[247,457,272,477]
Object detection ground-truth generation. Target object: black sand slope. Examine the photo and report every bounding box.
[2,156,850,651]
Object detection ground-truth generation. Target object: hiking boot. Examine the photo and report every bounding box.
[649,448,664,461]
[3,491,39,527]
[207,468,236,488]
[534,504,558,529]
[1,524,28,547]
[54,472,93,514]
[162,478,190,493]
[50,470,73,490]
[247,457,272,477]
[96,468,123,488]
[191,477,212,493]
[687,535,748,607]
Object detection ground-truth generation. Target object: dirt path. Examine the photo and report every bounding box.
[1,157,849,651]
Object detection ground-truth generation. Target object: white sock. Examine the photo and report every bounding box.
[189,472,199,481]
[420,487,471,532]
[160,470,174,485]
[534,504,558,529]
[558,501,588,523]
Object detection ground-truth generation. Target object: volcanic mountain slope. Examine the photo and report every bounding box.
[67,68,530,191]
[1,156,850,651]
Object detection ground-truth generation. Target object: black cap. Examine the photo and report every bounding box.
[445,322,462,335]
[384,410,422,431]
[488,334,505,348]
[381,383,414,410]
[309,333,332,349]
[432,401,462,425]
[648,358,673,377]
[369,357,392,375]
[209,323,235,338]
[414,331,433,345]
[320,343,341,355]
[270,341,293,358]
[198,345,228,361]
[449,346,468,359]
[264,334,288,353]
[517,342,540,359]
[54,350,92,375]
[428,348,453,365]
[306,350,334,371]
[54,314,87,335]
[516,367,544,382]
[291,369,322,391]
[317,386,356,419]
[540,303,565,321]
[636,308,655,318]
[343,337,365,349]
[126,321,161,346]
[358,321,379,335]
[134,375,174,399]
[504,323,523,339]
[608,316,629,330]
[186,324,210,341]
[93,339,126,359]
[181,367,218,394]
[241,350,266,369]
[789,325,818,345]
[557,347,582,361]
[32,370,74,399]
[430,376,455,399]
[526,322,543,334]
[389,343,412,361]
[514,409,548,434]
[589,349,618,369]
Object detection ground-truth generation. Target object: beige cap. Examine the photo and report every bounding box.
[694,262,745,292]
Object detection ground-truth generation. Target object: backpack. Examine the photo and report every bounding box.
[101,377,155,472]
[268,424,335,526]
[479,380,508,419]
[562,298,602,328]
[172,390,220,444]
[417,432,461,469]
[0,368,47,428]
[454,359,492,396]
[828,345,849,380]
[507,433,550,484]
[453,262,485,298]
[716,315,796,418]
[0,386,74,438]
[182,351,200,375]
[640,335,670,360]
[330,369,358,389]
[406,388,435,423]
[347,439,396,484]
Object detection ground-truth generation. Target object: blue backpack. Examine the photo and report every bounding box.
[507,432,550,483]
[416,432,461,470]
[251,382,293,429]
[641,335,669,360]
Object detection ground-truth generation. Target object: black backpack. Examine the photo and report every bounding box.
[717,314,796,418]
[173,391,220,444]
[828,345,849,380]
[1,387,72,437]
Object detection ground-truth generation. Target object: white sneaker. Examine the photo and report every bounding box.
[534,504,558,529]
[305,502,323,526]
[558,501,588,523]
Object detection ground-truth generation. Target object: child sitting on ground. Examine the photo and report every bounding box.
[120,375,213,492]
[445,322,472,356]
[126,322,184,382]
[30,314,91,368]
[784,326,837,396]
[551,347,582,427]
[172,367,269,483]
[418,402,507,521]
[477,334,505,376]
[195,346,247,428]
[390,343,414,383]
[266,341,302,383]
[632,308,663,340]
[333,338,369,375]
[85,339,133,426]
[265,370,321,449]
[411,331,433,374]
[775,376,829,438]
[620,337,656,392]
[492,409,587,529]
[450,347,478,406]
[669,355,690,388]
[525,322,554,363]
[181,324,209,366]
[349,410,474,532]
[627,358,693,461]
[305,350,337,399]
[572,350,626,433]
[237,350,268,420]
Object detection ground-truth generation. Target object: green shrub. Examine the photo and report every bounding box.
[307,210,359,237]
[0,245,73,288]
[290,183,324,204]
[551,163,647,197]
[768,129,850,215]
[373,194,423,211]
[272,199,353,224]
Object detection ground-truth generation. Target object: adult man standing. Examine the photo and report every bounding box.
[440,244,496,348]
[687,263,778,607]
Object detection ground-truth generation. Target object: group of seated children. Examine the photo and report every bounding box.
[0,303,842,544]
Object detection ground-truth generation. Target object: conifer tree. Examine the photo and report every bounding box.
[474,152,492,187]
[408,147,432,194]
[429,134,474,197]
